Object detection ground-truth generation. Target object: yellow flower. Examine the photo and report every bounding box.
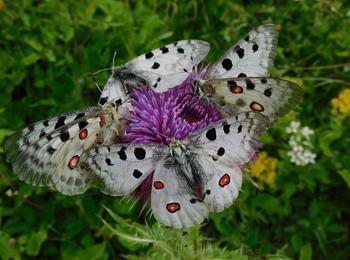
[331,89,350,119]
[249,152,278,188]
[0,0,5,11]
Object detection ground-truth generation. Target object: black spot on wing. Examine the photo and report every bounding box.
[264,88,272,97]
[105,158,114,166]
[223,124,230,134]
[99,97,107,105]
[246,79,255,90]
[206,128,216,141]
[118,146,127,160]
[55,116,66,129]
[252,43,259,52]
[47,146,56,154]
[145,51,154,59]
[160,46,169,53]
[217,147,225,156]
[133,169,142,178]
[59,130,70,142]
[74,113,85,120]
[234,45,244,59]
[238,73,247,78]
[177,47,185,54]
[134,147,146,160]
[79,121,88,130]
[43,120,49,127]
[151,62,160,69]
[221,58,233,71]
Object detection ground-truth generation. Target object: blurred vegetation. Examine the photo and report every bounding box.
[0,0,349,259]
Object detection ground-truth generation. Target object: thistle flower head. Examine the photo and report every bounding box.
[123,70,222,144]
[122,70,223,200]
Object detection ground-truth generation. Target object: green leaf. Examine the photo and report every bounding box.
[25,229,48,256]
[299,242,312,260]
[21,53,41,65]
[337,169,350,188]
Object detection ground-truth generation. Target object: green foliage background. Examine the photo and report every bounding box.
[1,0,349,259]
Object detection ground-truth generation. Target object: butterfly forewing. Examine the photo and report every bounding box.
[98,75,129,106]
[84,144,166,196]
[190,112,269,166]
[205,24,278,79]
[99,40,210,104]
[124,39,210,92]
[5,106,121,195]
[204,78,303,122]
[151,161,208,228]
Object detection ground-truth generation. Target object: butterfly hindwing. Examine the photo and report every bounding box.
[205,24,278,79]
[190,157,242,212]
[124,39,210,92]
[84,144,165,196]
[4,106,120,195]
[187,112,269,212]
[151,160,208,228]
[203,78,303,122]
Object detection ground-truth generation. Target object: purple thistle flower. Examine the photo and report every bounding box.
[123,70,222,144]
[122,70,223,200]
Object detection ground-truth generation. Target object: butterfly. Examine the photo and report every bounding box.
[192,24,303,122]
[4,103,127,195]
[98,40,210,106]
[82,111,269,228]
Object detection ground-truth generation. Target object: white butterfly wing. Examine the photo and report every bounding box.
[190,112,269,166]
[98,75,129,106]
[190,157,242,212]
[84,144,165,196]
[204,78,303,122]
[151,160,208,228]
[4,106,120,195]
[187,112,269,212]
[205,24,278,79]
[125,40,210,92]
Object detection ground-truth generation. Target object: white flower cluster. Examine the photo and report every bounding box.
[286,121,317,166]
[5,189,18,197]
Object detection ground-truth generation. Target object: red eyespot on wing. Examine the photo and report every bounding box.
[79,129,88,139]
[231,85,243,94]
[99,115,106,128]
[68,155,80,169]
[166,202,181,213]
[153,181,164,190]
[219,174,230,187]
[250,102,264,112]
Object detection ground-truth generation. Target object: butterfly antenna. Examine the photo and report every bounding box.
[112,50,117,68]
[89,67,112,77]
[91,75,102,93]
